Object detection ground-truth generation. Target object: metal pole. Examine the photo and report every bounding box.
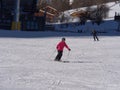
[0,0,3,18]
[15,0,20,22]
[12,0,20,30]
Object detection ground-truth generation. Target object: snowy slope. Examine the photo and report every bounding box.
[64,1,120,20]
[0,30,120,90]
[0,1,120,90]
[54,2,120,32]
[107,2,120,19]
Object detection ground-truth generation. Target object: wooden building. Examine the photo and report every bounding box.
[34,5,59,22]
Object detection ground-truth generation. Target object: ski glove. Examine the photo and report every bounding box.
[68,49,71,51]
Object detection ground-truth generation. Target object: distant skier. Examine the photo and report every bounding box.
[54,38,71,61]
[91,30,99,41]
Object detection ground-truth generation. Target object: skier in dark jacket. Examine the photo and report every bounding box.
[91,30,99,41]
[54,38,71,61]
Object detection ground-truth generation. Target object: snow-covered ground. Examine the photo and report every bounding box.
[0,1,120,90]
[0,30,120,90]
[54,1,120,32]
[64,1,120,20]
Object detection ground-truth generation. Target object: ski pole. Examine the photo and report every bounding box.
[67,51,70,56]
[66,51,70,61]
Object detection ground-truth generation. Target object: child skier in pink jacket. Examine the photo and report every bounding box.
[55,38,71,61]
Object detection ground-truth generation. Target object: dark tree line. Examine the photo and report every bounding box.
[74,4,109,25]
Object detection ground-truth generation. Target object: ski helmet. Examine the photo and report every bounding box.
[62,37,66,41]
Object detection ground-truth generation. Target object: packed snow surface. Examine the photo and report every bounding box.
[0,1,120,90]
[0,30,120,90]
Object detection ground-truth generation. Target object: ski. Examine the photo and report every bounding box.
[59,61,101,63]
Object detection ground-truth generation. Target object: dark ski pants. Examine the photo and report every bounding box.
[55,51,63,61]
[93,35,99,41]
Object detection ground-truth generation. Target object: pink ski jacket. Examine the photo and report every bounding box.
[56,41,70,51]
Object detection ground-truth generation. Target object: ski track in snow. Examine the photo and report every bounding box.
[0,1,120,89]
[0,35,120,90]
